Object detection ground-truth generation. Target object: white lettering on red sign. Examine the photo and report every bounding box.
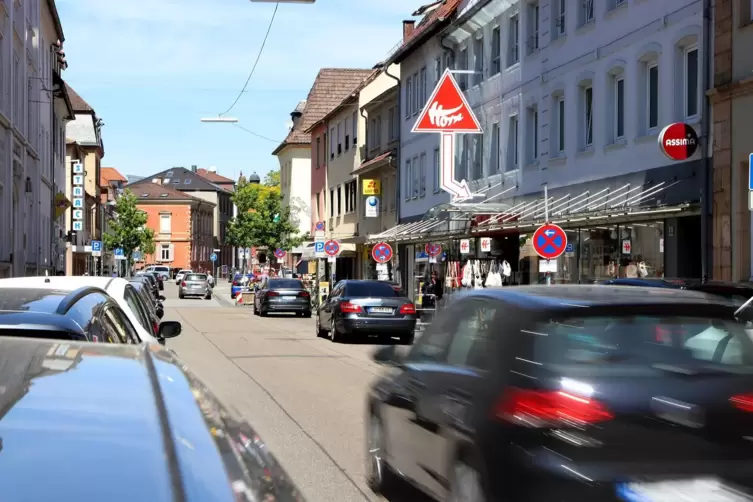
[480,237,491,253]
[460,239,470,253]
[427,102,464,128]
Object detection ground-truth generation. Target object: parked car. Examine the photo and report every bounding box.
[179,273,212,300]
[134,272,159,299]
[367,285,753,501]
[602,278,753,302]
[0,336,305,501]
[317,280,416,344]
[145,264,170,281]
[253,278,311,317]
[0,276,172,344]
[231,273,256,299]
[175,269,192,284]
[129,279,165,335]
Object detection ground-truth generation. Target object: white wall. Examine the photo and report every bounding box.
[277,145,312,239]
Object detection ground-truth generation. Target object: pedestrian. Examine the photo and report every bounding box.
[206,271,215,288]
[421,270,444,322]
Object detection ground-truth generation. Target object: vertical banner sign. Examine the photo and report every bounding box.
[412,68,482,201]
[72,162,84,232]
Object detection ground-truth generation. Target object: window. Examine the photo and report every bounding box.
[473,35,484,86]
[344,117,350,150]
[581,0,594,25]
[391,106,399,141]
[528,107,538,163]
[557,96,565,153]
[491,26,501,75]
[375,115,382,147]
[508,14,520,67]
[583,86,593,147]
[490,122,500,172]
[508,115,519,171]
[316,137,321,167]
[352,111,358,143]
[337,123,342,155]
[405,77,412,118]
[420,66,427,104]
[433,148,441,192]
[345,180,357,213]
[104,306,140,344]
[435,56,442,81]
[159,244,172,262]
[684,46,699,119]
[445,302,497,370]
[412,155,420,197]
[345,281,399,298]
[419,152,427,195]
[369,118,377,149]
[528,2,540,54]
[412,72,420,114]
[159,213,171,233]
[458,48,468,90]
[472,134,483,179]
[555,0,566,36]
[337,185,342,215]
[330,127,335,158]
[329,188,335,217]
[456,135,469,180]
[647,63,659,129]
[387,107,395,141]
[615,76,625,139]
[405,158,412,201]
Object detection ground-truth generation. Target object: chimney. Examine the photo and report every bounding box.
[403,20,415,42]
[191,165,197,172]
[290,110,303,129]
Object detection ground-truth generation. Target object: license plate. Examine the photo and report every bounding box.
[281,293,296,296]
[617,478,751,502]
[369,307,393,314]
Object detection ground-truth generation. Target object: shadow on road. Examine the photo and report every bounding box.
[381,483,436,502]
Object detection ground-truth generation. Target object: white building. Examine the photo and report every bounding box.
[0,0,73,277]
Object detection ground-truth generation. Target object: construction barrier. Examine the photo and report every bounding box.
[235,288,254,306]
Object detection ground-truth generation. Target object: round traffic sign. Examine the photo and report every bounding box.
[372,242,393,264]
[210,253,217,262]
[274,248,286,259]
[425,243,442,257]
[324,240,340,257]
[532,224,568,260]
[315,221,325,231]
[658,122,699,161]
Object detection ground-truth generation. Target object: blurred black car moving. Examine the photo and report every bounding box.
[367,286,753,501]
[254,279,311,317]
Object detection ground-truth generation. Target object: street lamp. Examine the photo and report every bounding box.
[200,117,239,123]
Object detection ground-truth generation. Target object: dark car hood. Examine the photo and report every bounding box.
[0,338,305,502]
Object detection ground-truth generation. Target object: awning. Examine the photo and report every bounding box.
[366,216,468,244]
[352,151,393,177]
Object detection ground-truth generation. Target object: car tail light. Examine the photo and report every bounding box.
[399,303,416,314]
[181,282,186,287]
[267,291,280,297]
[340,301,362,313]
[233,280,239,286]
[494,388,613,426]
[298,291,310,297]
[730,394,753,413]
[153,321,159,335]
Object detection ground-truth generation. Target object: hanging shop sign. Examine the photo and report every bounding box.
[658,123,699,161]
[365,196,379,217]
[371,242,393,264]
[362,179,381,195]
[479,237,491,253]
[459,239,470,254]
[532,223,568,260]
[412,68,482,201]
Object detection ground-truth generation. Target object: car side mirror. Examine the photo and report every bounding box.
[156,308,164,319]
[158,295,166,301]
[371,345,402,366]
[159,321,181,339]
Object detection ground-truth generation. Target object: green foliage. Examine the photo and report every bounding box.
[103,189,156,267]
[263,169,280,187]
[226,179,303,250]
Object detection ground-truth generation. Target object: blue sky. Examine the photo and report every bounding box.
[55,0,417,181]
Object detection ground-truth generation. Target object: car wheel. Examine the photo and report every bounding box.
[260,306,268,317]
[448,458,486,502]
[205,294,212,300]
[316,316,327,337]
[331,317,344,343]
[366,413,396,494]
[304,311,312,318]
[400,332,414,345]
[178,293,184,299]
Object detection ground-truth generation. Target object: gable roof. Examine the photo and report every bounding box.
[387,0,463,64]
[100,167,127,186]
[317,68,382,125]
[196,168,234,184]
[132,182,213,204]
[127,167,231,193]
[64,83,94,113]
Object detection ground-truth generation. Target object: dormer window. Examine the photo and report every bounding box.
[166,171,174,177]
[160,193,168,197]
[141,193,149,197]
[184,179,192,184]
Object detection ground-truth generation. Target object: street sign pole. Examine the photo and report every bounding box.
[544,183,550,286]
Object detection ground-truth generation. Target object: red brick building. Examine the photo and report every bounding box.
[134,183,215,271]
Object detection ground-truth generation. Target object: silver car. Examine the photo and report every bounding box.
[178,273,212,300]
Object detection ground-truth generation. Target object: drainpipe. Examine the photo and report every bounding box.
[50,46,56,274]
[384,65,400,217]
[700,0,712,281]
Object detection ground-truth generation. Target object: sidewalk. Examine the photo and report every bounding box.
[212,282,237,307]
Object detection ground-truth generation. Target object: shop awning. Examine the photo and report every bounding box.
[352,151,393,176]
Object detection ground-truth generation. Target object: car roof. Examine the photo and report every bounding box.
[462,285,743,309]
[0,337,303,501]
[0,311,87,337]
[0,276,127,296]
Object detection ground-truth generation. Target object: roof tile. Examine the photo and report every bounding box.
[64,83,94,113]
[100,167,127,186]
[132,182,211,204]
[196,168,234,184]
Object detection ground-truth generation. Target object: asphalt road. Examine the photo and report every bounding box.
[162,280,431,502]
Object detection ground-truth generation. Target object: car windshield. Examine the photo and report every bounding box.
[186,274,207,281]
[179,270,192,274]
[532,315,753,374]
[269,280,303,289]
[345,282,398,298]
[153,267,169,272]
[0,289,69,313]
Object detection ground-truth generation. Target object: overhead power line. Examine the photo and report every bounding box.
[219,2,279,116]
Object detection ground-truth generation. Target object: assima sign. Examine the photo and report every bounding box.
[658,122,699,161]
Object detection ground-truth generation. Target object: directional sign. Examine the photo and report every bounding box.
[114,248,125,260]
[372,242,393,264]
[91,240,102,257]
[324,240,340,257]
[210,253,217,262]
[532,223,568,260]
[274,248,286,259]
[425,243,442,258]
[314,240,325,257]
[133,251,142,261]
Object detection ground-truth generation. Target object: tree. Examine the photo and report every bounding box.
[226,178,302,251]
[103,189,156,271]
[263,169,280,187]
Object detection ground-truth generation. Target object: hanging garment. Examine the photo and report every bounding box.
[625,263,639,278]
[486,260,503,287]
[501,260,512,277]
[606,261,616,277]
[461,261,473,287]
[474,260,484,289]
[638,261,649,278]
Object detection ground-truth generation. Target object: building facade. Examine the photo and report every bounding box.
[134,183,215,272]
[99,166,126,274]
[0,0,72,277]
[196,166,236,271]
[710,0,753,281]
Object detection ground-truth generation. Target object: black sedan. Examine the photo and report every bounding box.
[602,277,753,302]
[0,336,304,501]
[317,280,416,344]
[254,278,311,317]
[366,285,753,501]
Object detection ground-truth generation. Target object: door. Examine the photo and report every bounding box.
[320,282,343,327]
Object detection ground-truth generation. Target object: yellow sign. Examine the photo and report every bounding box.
[362,179,381,195]
[319,281,329,304]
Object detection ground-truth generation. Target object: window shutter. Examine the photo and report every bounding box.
[169,244,175,262]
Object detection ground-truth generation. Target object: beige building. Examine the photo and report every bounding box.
[710,0,753,281]
[356,64,400,280]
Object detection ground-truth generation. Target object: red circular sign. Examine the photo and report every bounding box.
[658,123,699,161]
[425,243,442,257]
[324,240,340,256]
[532,224,568,260]
[371,242,393,264]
